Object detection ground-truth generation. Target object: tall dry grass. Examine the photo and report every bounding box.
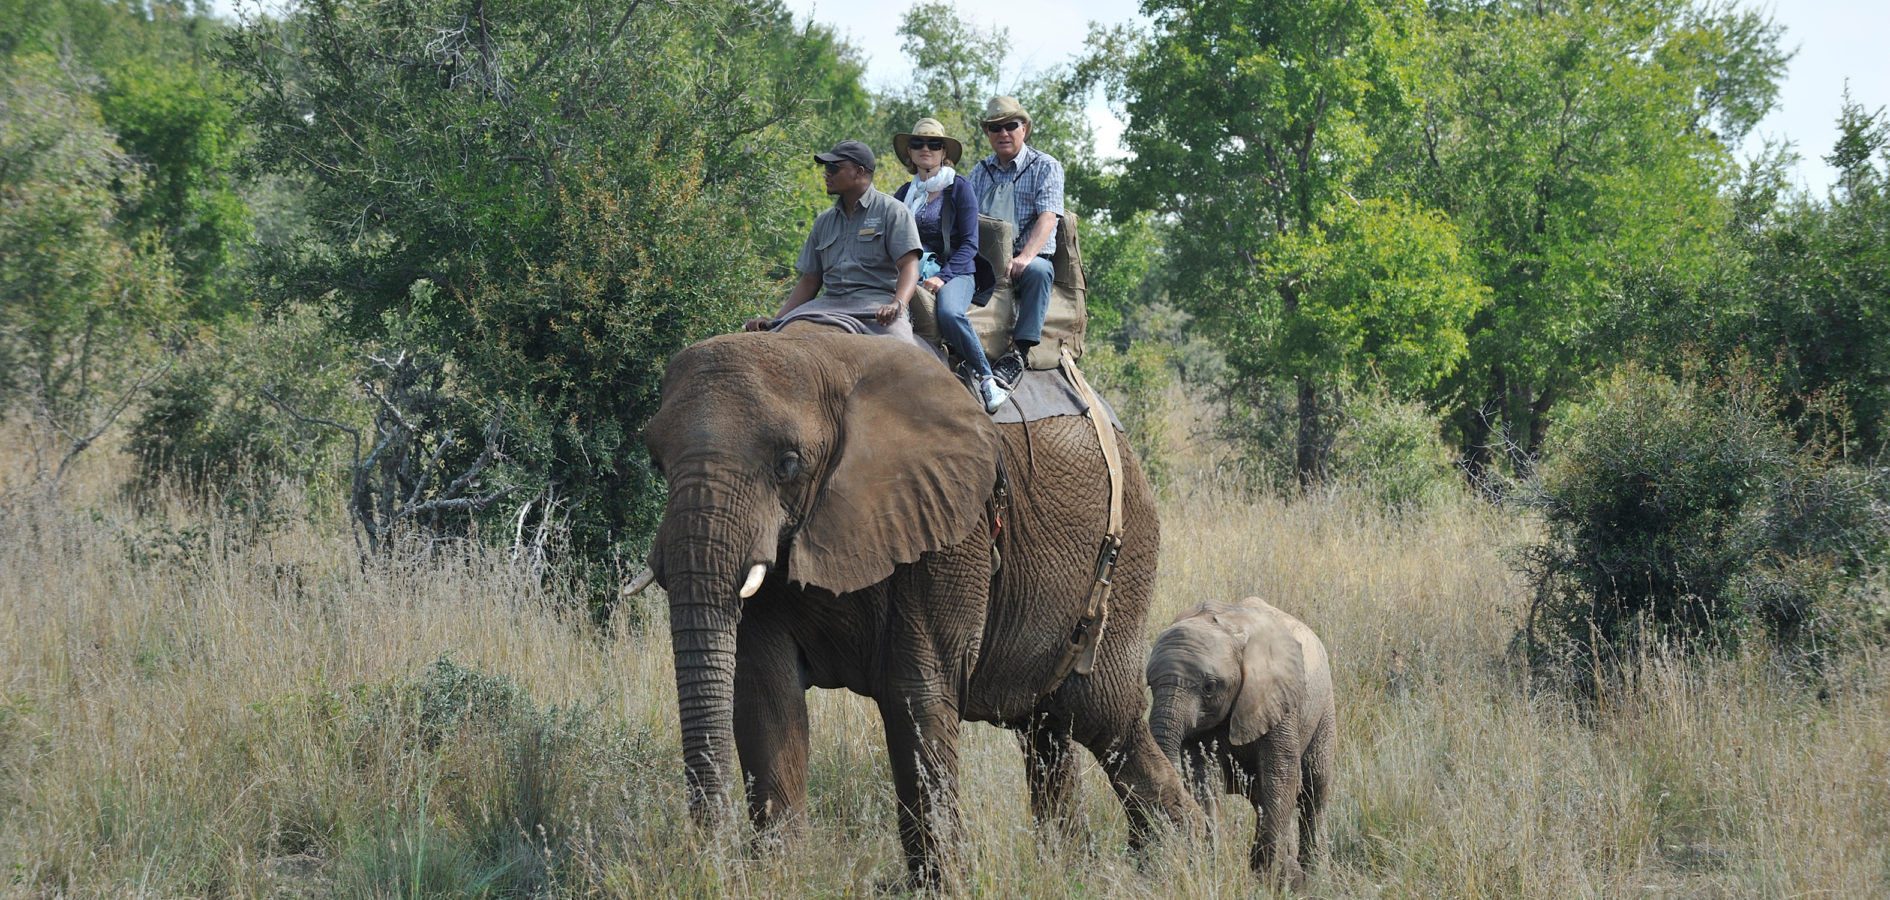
[1,420,1885,897]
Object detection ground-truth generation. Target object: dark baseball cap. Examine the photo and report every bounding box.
[814,140,875,171]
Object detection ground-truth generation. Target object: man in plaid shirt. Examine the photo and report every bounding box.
[966,95,1065,387]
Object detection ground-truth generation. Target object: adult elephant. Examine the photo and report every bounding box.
[641,329,1197,884]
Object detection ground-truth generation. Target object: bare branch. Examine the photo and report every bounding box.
[262,384,369,560]
[393,484,522,521]
[406,432,455,507]
[32,360,171,487]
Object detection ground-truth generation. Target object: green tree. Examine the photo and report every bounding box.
[742,2,874,270]
[1730,93,1890,456]
[0,0,217,68]
[1107,0,1475,482]
[1396,0,1788,479]
[893,1,1010,158]
[1253,198,1487,398]
[875,1,1097,189]
[98,56,250,318]
[0,56,183,470]
[226,0,861,605]
[4,0,251,320]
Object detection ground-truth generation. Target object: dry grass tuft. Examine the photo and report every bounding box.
[1,421,1885,897]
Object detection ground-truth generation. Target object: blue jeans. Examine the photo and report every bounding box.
[1011,256,1054,347]
[935,275,992,377]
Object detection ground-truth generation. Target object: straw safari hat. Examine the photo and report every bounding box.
[980,95,1031,127]
[892,117,965,172]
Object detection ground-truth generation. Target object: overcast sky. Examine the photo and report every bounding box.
[787,0,1888,198]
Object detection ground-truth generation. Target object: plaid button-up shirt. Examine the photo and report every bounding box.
[967,144,1065,257]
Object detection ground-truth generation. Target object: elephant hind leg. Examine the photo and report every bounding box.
[1014,712,1083,841]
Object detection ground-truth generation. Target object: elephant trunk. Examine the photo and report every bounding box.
[669,582,740,823]
[1148,684,1193,767]
[654,473,779,825]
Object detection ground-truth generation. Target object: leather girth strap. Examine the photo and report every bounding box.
[1047,347,1126,692]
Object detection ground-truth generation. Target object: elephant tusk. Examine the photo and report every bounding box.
[738,563,768,599]
[620,567,656,598]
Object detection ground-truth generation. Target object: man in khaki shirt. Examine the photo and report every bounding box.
[747,141,922,338]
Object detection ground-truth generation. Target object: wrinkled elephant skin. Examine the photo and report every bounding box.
[1147,597,1336,888]
[642,331,1197,885]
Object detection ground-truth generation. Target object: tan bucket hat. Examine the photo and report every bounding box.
[980,95,1031,127]
[892,117,964,172]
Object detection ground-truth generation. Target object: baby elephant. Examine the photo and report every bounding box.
[1147,597,1335,887]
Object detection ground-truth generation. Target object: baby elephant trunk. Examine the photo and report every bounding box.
[1147,682,1197,765]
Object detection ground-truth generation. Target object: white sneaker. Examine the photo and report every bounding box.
[979,376,1010,414]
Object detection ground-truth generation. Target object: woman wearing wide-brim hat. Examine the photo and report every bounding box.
[892,117,1004,413]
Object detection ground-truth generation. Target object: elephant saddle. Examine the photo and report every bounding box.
[908,212,1088,373]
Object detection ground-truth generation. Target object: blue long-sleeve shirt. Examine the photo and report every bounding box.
[893,177,982,285]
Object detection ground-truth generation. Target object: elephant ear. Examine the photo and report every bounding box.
[787,339,1000,596]
[1228,609,1306,746]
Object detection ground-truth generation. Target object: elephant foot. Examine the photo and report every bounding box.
[1249,850,1307,893]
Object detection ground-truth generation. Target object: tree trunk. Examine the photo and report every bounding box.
[1295,379,1323,487]
[1456,400,1495,492]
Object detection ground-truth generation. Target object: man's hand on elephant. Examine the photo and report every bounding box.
[921,276,945,294]
[743,317,773,332]
[875,302,905,326]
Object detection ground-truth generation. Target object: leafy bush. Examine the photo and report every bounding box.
[1329,389,1461,514]
[0,54,182,426]
[1083,339,1175,489]
[128,303,357,494]
[1523,366,1890,686]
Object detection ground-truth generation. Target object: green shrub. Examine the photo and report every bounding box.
[1083,339,1175,489]
[342,657,597,896]
[1329,390,1462,514]
[1523,365,1890,686]
[128,303,356,495]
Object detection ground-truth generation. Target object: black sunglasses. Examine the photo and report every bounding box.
[908,138,947,151]
[822,161,851,175]
[983,120,1023,133]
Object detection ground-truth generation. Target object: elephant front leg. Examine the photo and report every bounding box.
[1015,713,1082,841]
[1082,723,1202,852]
[878,691,963,889]
[1182,741,1222,830]
[1245,731,1306,889]
[733,620,810,842]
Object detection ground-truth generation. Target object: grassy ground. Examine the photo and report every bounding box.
[1,421,1886,898]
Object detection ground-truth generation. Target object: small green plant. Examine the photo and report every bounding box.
[340,657,598,896]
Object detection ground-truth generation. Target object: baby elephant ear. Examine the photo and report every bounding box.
[1228,618,1306,746]
[788,339,1000,596]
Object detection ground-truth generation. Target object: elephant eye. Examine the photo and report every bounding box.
[774,449,803,483]
[1202,676,1223,694]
